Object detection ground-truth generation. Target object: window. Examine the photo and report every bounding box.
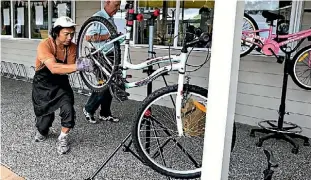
[135,1,177,45]
[52,0,72,24]
[113,0,127,35]
[177,1,214,47]
[1,1,12,36]
[13,0,29,38]
[244,1,292,38]
[1,0,76,40]
[30,1,49,39]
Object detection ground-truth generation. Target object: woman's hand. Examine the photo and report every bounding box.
[76,57,94,72]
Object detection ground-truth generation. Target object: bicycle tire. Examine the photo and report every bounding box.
[290,45,311,90]
[132,84,237,179]
[241,13,259,58]
[76,16,121,92]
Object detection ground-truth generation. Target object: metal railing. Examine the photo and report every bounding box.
[1,61,91,96]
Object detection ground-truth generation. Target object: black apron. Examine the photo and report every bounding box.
[32,47,74,117]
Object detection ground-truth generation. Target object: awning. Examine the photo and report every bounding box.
[138,0,215,9]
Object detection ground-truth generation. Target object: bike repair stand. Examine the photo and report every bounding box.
[250,47,310,154]
[85,10,171,180]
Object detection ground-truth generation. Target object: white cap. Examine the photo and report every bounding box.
[53,16,77,28]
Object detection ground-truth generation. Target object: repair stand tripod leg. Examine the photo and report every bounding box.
[85,131,172,180]
[85,133,133,180]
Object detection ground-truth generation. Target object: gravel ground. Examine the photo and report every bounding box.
[1,77,310,180]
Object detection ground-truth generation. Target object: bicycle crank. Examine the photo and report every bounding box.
[109,70,130,102]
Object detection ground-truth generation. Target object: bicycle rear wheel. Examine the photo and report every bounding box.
[290,45,311,90]
[132,84,236,179]
[76,16,121,92]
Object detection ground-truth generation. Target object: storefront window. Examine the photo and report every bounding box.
[52,0,72,24]
[135,1,177,45]
[12,0,29,38]
[30,1,49,39]
[1,1,12,36]
[177,1,214,47]
[113,0,127,35]
[244,0,292,38]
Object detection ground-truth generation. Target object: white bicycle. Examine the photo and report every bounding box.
[77,4,236,179]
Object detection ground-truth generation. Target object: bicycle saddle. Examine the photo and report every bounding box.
[262,10,285,21]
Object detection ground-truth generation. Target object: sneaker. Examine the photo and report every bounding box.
[57,135,70,154]
[83,108,97,124]
[99,115,119,122]
[34,130,47,142]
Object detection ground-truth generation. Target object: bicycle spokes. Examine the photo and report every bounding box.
[136,91,207,174]
[294,51,311,88]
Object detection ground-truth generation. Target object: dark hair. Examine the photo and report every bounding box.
[50,26,75,39]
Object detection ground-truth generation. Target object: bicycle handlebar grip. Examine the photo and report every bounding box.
[199,32,211,43]
[153,9,160,17]
[136,14,144,22]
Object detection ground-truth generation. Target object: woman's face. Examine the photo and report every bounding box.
[57,27,75,45]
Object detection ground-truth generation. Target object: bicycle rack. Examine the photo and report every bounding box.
[1,61,92,96]
[1,61,9,77]
[12,63,23,80]
[19,64,30,82]
[29,66,36,82]
[2,61,13,78]
[1,61,31,82]
[8,62,17,79]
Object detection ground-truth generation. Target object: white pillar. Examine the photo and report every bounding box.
[173,0,180,47]
[201,0,245,179]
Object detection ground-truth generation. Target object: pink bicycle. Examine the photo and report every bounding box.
[241,10,311,90]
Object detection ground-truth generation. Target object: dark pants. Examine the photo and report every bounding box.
[84,89,113,117]
[36,102,76,136]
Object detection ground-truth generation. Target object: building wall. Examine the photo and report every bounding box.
[1,1,311,137]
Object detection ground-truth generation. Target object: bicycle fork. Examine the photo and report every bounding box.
[175,53,188,136]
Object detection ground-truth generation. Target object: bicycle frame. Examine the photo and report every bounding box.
[89,12,188,136]
[242,23,311,49]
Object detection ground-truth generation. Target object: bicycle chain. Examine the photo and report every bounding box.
[108,69,130,102]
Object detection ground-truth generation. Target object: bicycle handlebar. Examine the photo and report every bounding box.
[185,32,211,48]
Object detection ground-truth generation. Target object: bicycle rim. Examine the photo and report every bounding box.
[241,15,257,56]
[77,16,120,92]
[133,85,208,179]
[293,47,311,89]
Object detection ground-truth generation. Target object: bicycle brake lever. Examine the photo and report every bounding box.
[263,149,278,168]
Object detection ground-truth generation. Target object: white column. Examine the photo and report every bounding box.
[48,0,52,31]
[173,0,180,47]
[28,0,31,39]
[201,0,245,179]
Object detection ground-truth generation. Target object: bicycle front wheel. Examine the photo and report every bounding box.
[241,13,259,58]
[132,84,236,179]
[76,16,121,92]
[291,45,311,90]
